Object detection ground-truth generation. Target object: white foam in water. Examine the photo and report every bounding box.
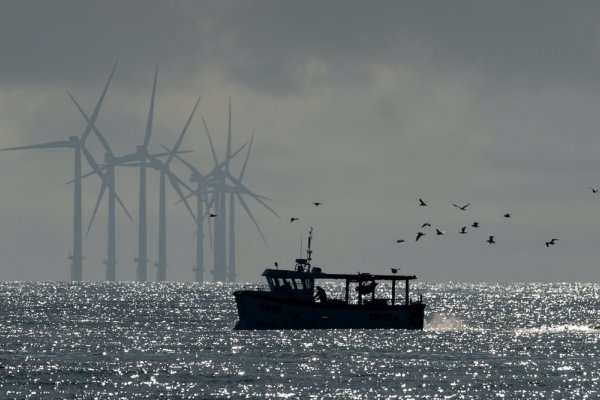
[426,313,469,331]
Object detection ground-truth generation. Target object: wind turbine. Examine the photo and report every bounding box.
[107,65,159,282]
[153,96,201,281]
[110,66,196,281]
[0,62,118,281]
[168,142,249,283]
[202,99,279,282]
[67,94,134,281]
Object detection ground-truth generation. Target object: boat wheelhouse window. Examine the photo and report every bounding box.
[302,278,314,290]
[268,277,294,290]
[267,277,281,288]
[267,276,314,290]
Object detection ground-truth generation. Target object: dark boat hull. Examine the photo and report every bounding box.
[233,290,425,330]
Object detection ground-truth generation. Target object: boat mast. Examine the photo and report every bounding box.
[306,227,314,271]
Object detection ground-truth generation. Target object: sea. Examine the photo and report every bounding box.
[1,281,600,399]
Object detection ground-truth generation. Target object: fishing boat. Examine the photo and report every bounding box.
[233,228,425,330]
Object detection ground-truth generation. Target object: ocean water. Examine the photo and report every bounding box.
[1,281,600,399]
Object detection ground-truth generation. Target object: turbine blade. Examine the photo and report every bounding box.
[167,148,201,175]
[153,147,195,159]
[0,140,72,151]
[206,142,248,181]
[166,171,198,223]
[81,146,132,221]
[165,96,201,167]
[225,97,232,172]
[228,174,279,218]
[236,192,268,247]
[143,65,158,149]
[175,189,196,206]
[86,181,107,236]
[79,60,118,142]
[239,129,254,181]
[202,117,220,167]
[65,165,107,185]
[111,152,140,164]
[68,92,112,154]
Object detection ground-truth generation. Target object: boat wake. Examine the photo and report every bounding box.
[426,314,470,331]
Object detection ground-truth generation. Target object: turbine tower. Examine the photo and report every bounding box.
[0,62,118,281]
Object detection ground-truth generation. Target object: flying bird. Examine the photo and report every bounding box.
[209,213,218,218]
[459,226,467,234]
[435,229,445,236]
[391,268,399,274]
[545,238,559,247]
[313,202,322,206]
[416,232,425,241]
[419,198,428,206]
[396,239,405,244]
[453,203,471,211]
[471,222,480,228]
[590,187,599,193]
[290,217,299,223]
[487,236,496,244]
[504,213,512,218]
[421,223,431,228]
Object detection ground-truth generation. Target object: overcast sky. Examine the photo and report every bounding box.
[1,1,600,283]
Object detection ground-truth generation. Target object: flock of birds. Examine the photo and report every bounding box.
[275,193,592,275]
[395,198,560,248]
[286,198,564,249]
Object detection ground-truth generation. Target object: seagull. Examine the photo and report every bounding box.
[545,238,559,247]
[504,213,511,218]
[416,232,426,241]
[435,229,445,236]
[459,226,467,234]
[313,202,322,206]
[453,203,471,211]
[419,198,428,206]
[471,222,480,228]
[391,268,399,274]
[290,217,299,223]
[421,223,431,228]
[209,213,218,218]
[590,187,599,193]
[487,236,496,244]
[396,239,405,244]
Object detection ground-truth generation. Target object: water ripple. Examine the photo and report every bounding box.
[1,281,600,398]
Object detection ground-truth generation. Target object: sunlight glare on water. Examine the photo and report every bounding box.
[1,281,600,398]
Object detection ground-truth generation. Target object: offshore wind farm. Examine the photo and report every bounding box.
[0,63,276,283]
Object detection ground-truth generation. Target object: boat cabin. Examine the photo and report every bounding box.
[262,258,420,307]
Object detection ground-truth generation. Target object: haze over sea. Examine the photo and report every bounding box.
[1,281,600,399]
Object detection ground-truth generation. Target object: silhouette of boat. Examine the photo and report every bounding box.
[233,228,425,330]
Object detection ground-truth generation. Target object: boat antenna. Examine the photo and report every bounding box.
[300,234,303,259]
[306,227,314,270]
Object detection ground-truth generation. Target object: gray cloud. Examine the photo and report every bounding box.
[1,1,600,283]
[2,1,600,93]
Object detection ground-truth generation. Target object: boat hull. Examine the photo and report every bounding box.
[233,290,425,330]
